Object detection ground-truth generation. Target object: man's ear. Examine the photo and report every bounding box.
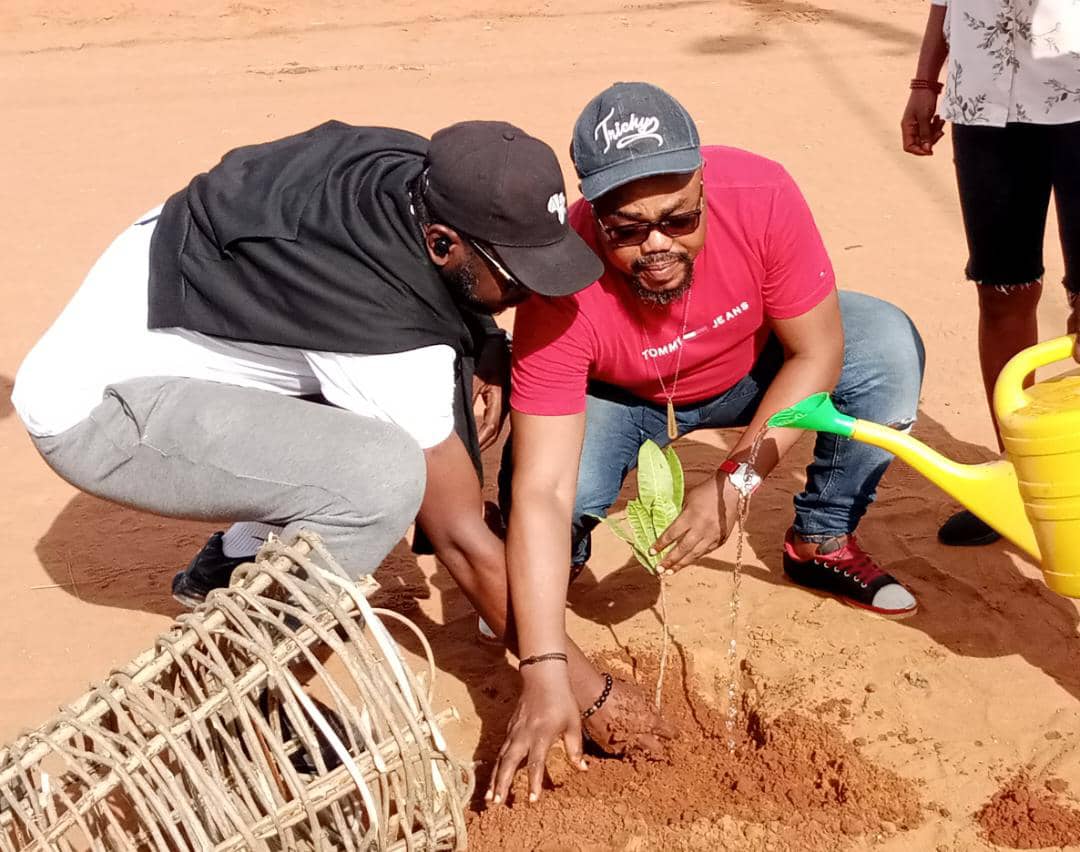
[424,225,462,266]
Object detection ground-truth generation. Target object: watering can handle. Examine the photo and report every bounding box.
[994,334,1078,417]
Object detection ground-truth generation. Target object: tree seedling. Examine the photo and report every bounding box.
[598,439,683,710]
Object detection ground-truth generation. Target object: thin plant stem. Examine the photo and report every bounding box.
[655,576,670,710]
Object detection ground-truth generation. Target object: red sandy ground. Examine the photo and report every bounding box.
[468,653,923,851]
[978,776,1080,850]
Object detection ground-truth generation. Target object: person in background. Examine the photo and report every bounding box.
[902,0,1080,546]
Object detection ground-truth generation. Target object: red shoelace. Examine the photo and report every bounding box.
[809,535,885,587]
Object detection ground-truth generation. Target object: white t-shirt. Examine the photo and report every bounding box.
[933,0,1080,126]
[12,207,457,449]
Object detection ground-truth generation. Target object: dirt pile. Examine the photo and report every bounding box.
[467,653,922,851]
[977,775,1080,849]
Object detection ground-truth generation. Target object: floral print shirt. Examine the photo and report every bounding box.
[932,0,1080,126]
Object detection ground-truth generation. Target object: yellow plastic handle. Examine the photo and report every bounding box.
[994,334,1077,417]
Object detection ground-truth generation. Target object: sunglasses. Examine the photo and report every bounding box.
[469,239,528,296]
[595,194,705,248]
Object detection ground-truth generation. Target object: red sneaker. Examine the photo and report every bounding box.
[782,529,917,619]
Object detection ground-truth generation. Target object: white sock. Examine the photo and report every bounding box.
[221,522,282,558]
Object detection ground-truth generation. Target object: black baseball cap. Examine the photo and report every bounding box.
[571,82,702,202]
[425,121,602,297]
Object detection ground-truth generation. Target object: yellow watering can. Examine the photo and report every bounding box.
[768,335,1080,598]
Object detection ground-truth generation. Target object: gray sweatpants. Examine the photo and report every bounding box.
[32,376,426,578]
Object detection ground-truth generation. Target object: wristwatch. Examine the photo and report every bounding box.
[718,458,762,498]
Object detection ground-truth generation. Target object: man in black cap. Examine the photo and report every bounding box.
[488,83,926,804]
[13,118,607,663]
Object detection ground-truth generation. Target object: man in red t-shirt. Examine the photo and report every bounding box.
[488,83,925,804]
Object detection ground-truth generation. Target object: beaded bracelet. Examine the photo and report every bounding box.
[518,652,568,669]
[910,78,943,94]
[581,673,614,720]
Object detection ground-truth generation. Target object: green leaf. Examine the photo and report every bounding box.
[665,446,685,512]
[637,440,674,508]
[601,516,636,547]
[626,500,657,558]
[651,495,678,539]
[631,546,658,575]
[598,449,686,578]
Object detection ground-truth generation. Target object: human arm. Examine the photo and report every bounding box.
[304,344,507,608]
[420,426,668,800]
[901,2,948,155]
[482,409,674,802]
[460,308,513,450]
[472,330,512,450]
[486,411,588,803]
[416,433,511,628]
[304,345,514,611]
[653,290,844,571]
[415,429,582,668]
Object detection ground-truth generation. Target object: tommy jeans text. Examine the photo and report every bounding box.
[640,301,752,360]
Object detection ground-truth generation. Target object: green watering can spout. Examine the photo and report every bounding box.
[767,393,1041,565]
[767,392,856,437]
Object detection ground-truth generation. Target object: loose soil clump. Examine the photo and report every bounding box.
[468,652,922,851]
[977,774,1080,848]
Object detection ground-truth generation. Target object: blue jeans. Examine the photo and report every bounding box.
[501,291,925,566]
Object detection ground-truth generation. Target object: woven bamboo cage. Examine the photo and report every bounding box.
[0,531,473,851]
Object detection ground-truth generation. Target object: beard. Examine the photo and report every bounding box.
[441,254,491,314]
[629,252,695,306]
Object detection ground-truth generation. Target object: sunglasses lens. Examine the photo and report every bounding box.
[607,224,651,247]
[603,210,702,247]
[662,211,702,237]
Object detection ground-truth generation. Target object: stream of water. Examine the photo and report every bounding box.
[725,425,767,751]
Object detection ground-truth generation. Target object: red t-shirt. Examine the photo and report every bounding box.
[510,146,836,416]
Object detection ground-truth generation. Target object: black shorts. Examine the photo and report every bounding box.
[952,120,1080,292]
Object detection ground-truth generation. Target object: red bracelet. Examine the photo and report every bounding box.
[910,78,943,94]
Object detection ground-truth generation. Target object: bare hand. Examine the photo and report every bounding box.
[472,335,511,450]
[651,473,740,574]
[901,90,945,155]
[583,678,678,756]
[486,665,587,805]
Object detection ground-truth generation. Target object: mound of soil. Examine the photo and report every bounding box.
[977,775,1080,849]
[468,652,922,851]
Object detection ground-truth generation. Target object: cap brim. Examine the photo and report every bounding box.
[494,228,604,298]
[579,147,702,202]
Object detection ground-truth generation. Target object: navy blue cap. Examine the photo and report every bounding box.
[571,82,702,202]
